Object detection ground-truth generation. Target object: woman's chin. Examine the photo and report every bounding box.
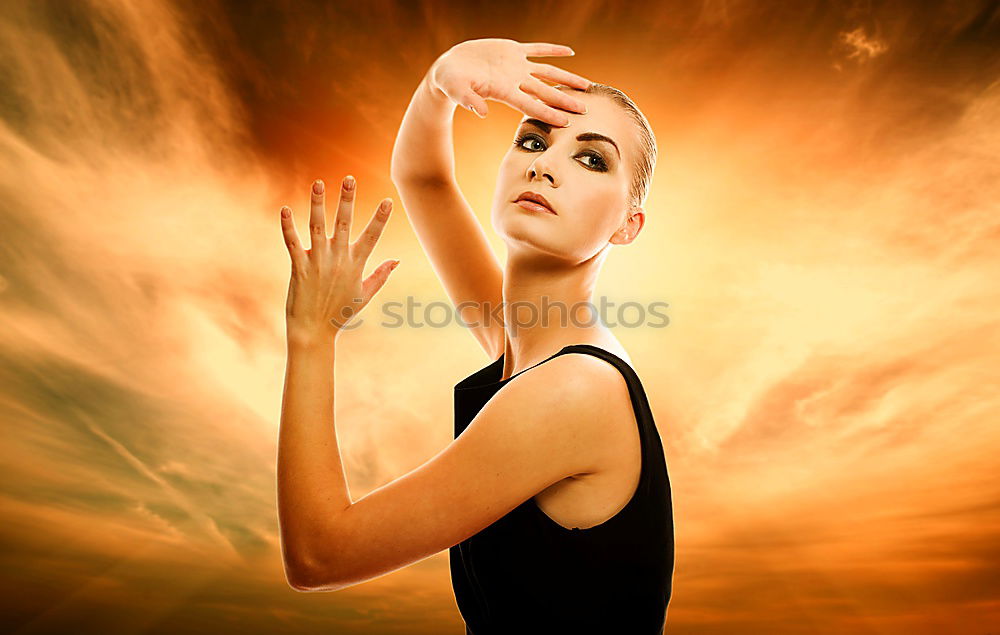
[498,227,568,255]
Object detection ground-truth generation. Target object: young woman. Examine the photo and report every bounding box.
[277,38,674,634]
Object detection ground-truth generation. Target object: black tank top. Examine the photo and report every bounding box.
[449,344,675,634]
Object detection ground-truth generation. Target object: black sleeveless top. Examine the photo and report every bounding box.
[449,344,674,634]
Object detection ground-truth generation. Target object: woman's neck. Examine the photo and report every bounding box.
[499,247,611,379]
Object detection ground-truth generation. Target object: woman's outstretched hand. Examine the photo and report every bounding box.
[280,175,399,347]
[430,38,593,128]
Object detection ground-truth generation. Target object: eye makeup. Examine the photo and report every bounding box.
[518,118,621,160]
[512,131,612,173]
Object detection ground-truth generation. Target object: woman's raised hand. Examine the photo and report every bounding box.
[280,176,399,347]
[429,38,593,128]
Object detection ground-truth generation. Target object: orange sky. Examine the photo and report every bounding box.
[1,0,998,633]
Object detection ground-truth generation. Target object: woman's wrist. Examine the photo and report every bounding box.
[422,61,454,110]
[390,63,461,184]
[286,321,339,352]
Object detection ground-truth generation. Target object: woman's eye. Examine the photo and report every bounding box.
[514,134,544,151]
[580,152,608,172]
[579,152,608,171]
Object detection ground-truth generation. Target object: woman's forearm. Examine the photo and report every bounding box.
[389,65,461,185]
[276,338,351,581]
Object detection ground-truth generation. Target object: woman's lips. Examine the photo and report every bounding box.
[514,200,557,215]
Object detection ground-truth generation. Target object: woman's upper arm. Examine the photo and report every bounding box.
[295,354,617,591]
[391,177,505,359]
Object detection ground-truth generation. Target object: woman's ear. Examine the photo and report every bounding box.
[610,208,645,245]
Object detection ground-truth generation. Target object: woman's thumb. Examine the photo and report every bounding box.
[361,260,400,307]
[464,92,488,118]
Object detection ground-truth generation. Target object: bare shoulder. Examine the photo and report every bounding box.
[443,351,632,486]
[495,352,634,470]
[500,351,629,404]
[524,349,629,392]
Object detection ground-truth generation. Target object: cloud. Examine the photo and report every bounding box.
[839,26,889,62]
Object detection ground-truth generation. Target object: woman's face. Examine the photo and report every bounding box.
[490,90,640,262]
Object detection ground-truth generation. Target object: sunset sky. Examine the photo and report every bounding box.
[1,0,998,633]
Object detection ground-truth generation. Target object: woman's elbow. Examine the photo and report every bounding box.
[281,546,330,591]
[284,560,325,592]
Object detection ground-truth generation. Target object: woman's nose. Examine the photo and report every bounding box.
[527,163,556,185]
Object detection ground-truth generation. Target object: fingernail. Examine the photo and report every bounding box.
[344,175,355,190]
[313,180,324,195]
[390,260,400,270]
[281,206,290,218]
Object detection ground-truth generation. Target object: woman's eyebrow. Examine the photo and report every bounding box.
[520,118,621,159]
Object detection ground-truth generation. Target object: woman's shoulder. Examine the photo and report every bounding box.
[522,345,634,399]
[499,345,630,399]
[565,338,635,369]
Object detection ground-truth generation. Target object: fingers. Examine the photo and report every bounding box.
[280,206,308,273]
[528,62,593,91]
[519,77,587,114]
[332,175,356,251]
[308,179,326,249]
[508,90,571,127]
[352,198,393,264]
[521,42,575,58]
